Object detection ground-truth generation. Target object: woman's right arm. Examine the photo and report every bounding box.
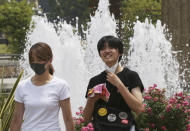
[10,102,24,131]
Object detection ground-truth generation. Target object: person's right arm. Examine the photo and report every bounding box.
[10,101,24,131]
[83,98,96,122]
[83,94,105,123]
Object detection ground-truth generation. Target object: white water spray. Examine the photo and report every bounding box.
[127,19,182,96]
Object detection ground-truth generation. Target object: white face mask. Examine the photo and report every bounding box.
[105,62,119,73]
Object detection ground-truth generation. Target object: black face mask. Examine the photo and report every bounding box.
[30,63,47,75]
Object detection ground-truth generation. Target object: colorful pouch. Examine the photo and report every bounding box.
[88,83,110,100]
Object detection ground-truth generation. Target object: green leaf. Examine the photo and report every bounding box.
[0,70,24,119]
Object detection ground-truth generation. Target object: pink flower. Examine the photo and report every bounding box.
[161,126,166,130]
[154,97,158,102]
[79,117,85,123]
[169,98,176,104]
[79,106,84,111]
[176,104,181,109]
[81,127,89,131]
[81,127,86,131]
[144,96,152,100]
[186,124,190,129]
[80,110,84,114]
[166,104,172,112]
[76,112,80,116]
[89,128,94,131]
[76,120,81,125]
[149,87,156,91]
[153,84,157,88]
[182,100,189,106]
[147,107,152,114]
[73,117,77,120]
[178,92,183,97]
[87,123,93,128]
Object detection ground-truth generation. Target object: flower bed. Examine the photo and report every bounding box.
[136,84,190,131]
[73,106,94,131]
[74,84,190,131]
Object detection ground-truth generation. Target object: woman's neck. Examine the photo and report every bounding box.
[32,71,52,86]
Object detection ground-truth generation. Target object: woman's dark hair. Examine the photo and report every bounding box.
[97,35,123,62]
[29,42,54,75]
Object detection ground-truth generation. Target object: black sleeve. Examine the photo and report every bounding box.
[128,71,144,92]
[85,78,94,98]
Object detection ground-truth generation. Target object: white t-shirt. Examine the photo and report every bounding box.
[14,76,71,131]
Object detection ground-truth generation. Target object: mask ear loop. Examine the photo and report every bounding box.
[45,61,50,70]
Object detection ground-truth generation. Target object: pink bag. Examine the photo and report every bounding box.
[88,83,110,100]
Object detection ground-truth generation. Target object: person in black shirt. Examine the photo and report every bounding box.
[83,35,144,131]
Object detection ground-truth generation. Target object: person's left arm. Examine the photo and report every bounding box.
[106,72,144,115]
[60,98,74,131]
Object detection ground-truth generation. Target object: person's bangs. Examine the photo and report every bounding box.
[99,41,118,51]
[107,41,119,49]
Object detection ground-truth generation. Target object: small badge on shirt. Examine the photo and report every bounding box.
[121,119,128,124]
[107,114,116,122]
[98,108,107,116]
[119,112,128,119]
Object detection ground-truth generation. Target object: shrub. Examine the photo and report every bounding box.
[73,106,94,131]
[136,84,190,131]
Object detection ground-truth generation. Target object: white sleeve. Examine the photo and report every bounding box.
[59,82,71,100]
[14,84,24,103]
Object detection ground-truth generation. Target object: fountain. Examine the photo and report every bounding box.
[127,19,182,96]
[20,0,184,130]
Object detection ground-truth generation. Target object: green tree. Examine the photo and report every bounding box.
[48,0,91,36]
[0,0,34,54]
[0,0,7,5]
[120,0,161,53]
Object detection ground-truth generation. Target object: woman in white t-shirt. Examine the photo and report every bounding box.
[10,42,74,131]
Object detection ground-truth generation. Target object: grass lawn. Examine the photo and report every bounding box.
[0,44,12,54]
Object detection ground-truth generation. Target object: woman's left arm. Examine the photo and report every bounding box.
[60,98,74,131]
[106,72,145,115]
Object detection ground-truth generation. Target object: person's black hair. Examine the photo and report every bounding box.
[97,35,123,62]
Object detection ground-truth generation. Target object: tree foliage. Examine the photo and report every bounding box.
[0,0,34,54]
[120,0,161,53]
[122,0,161,24]
[47,0,91,36]
[0,0,7,5]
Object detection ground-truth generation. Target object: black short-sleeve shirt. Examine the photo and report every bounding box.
[85,67,144,113]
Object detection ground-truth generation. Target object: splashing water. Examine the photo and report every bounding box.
[20,0,183,130]
[84,0,117,76]
[127,19,182,96]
